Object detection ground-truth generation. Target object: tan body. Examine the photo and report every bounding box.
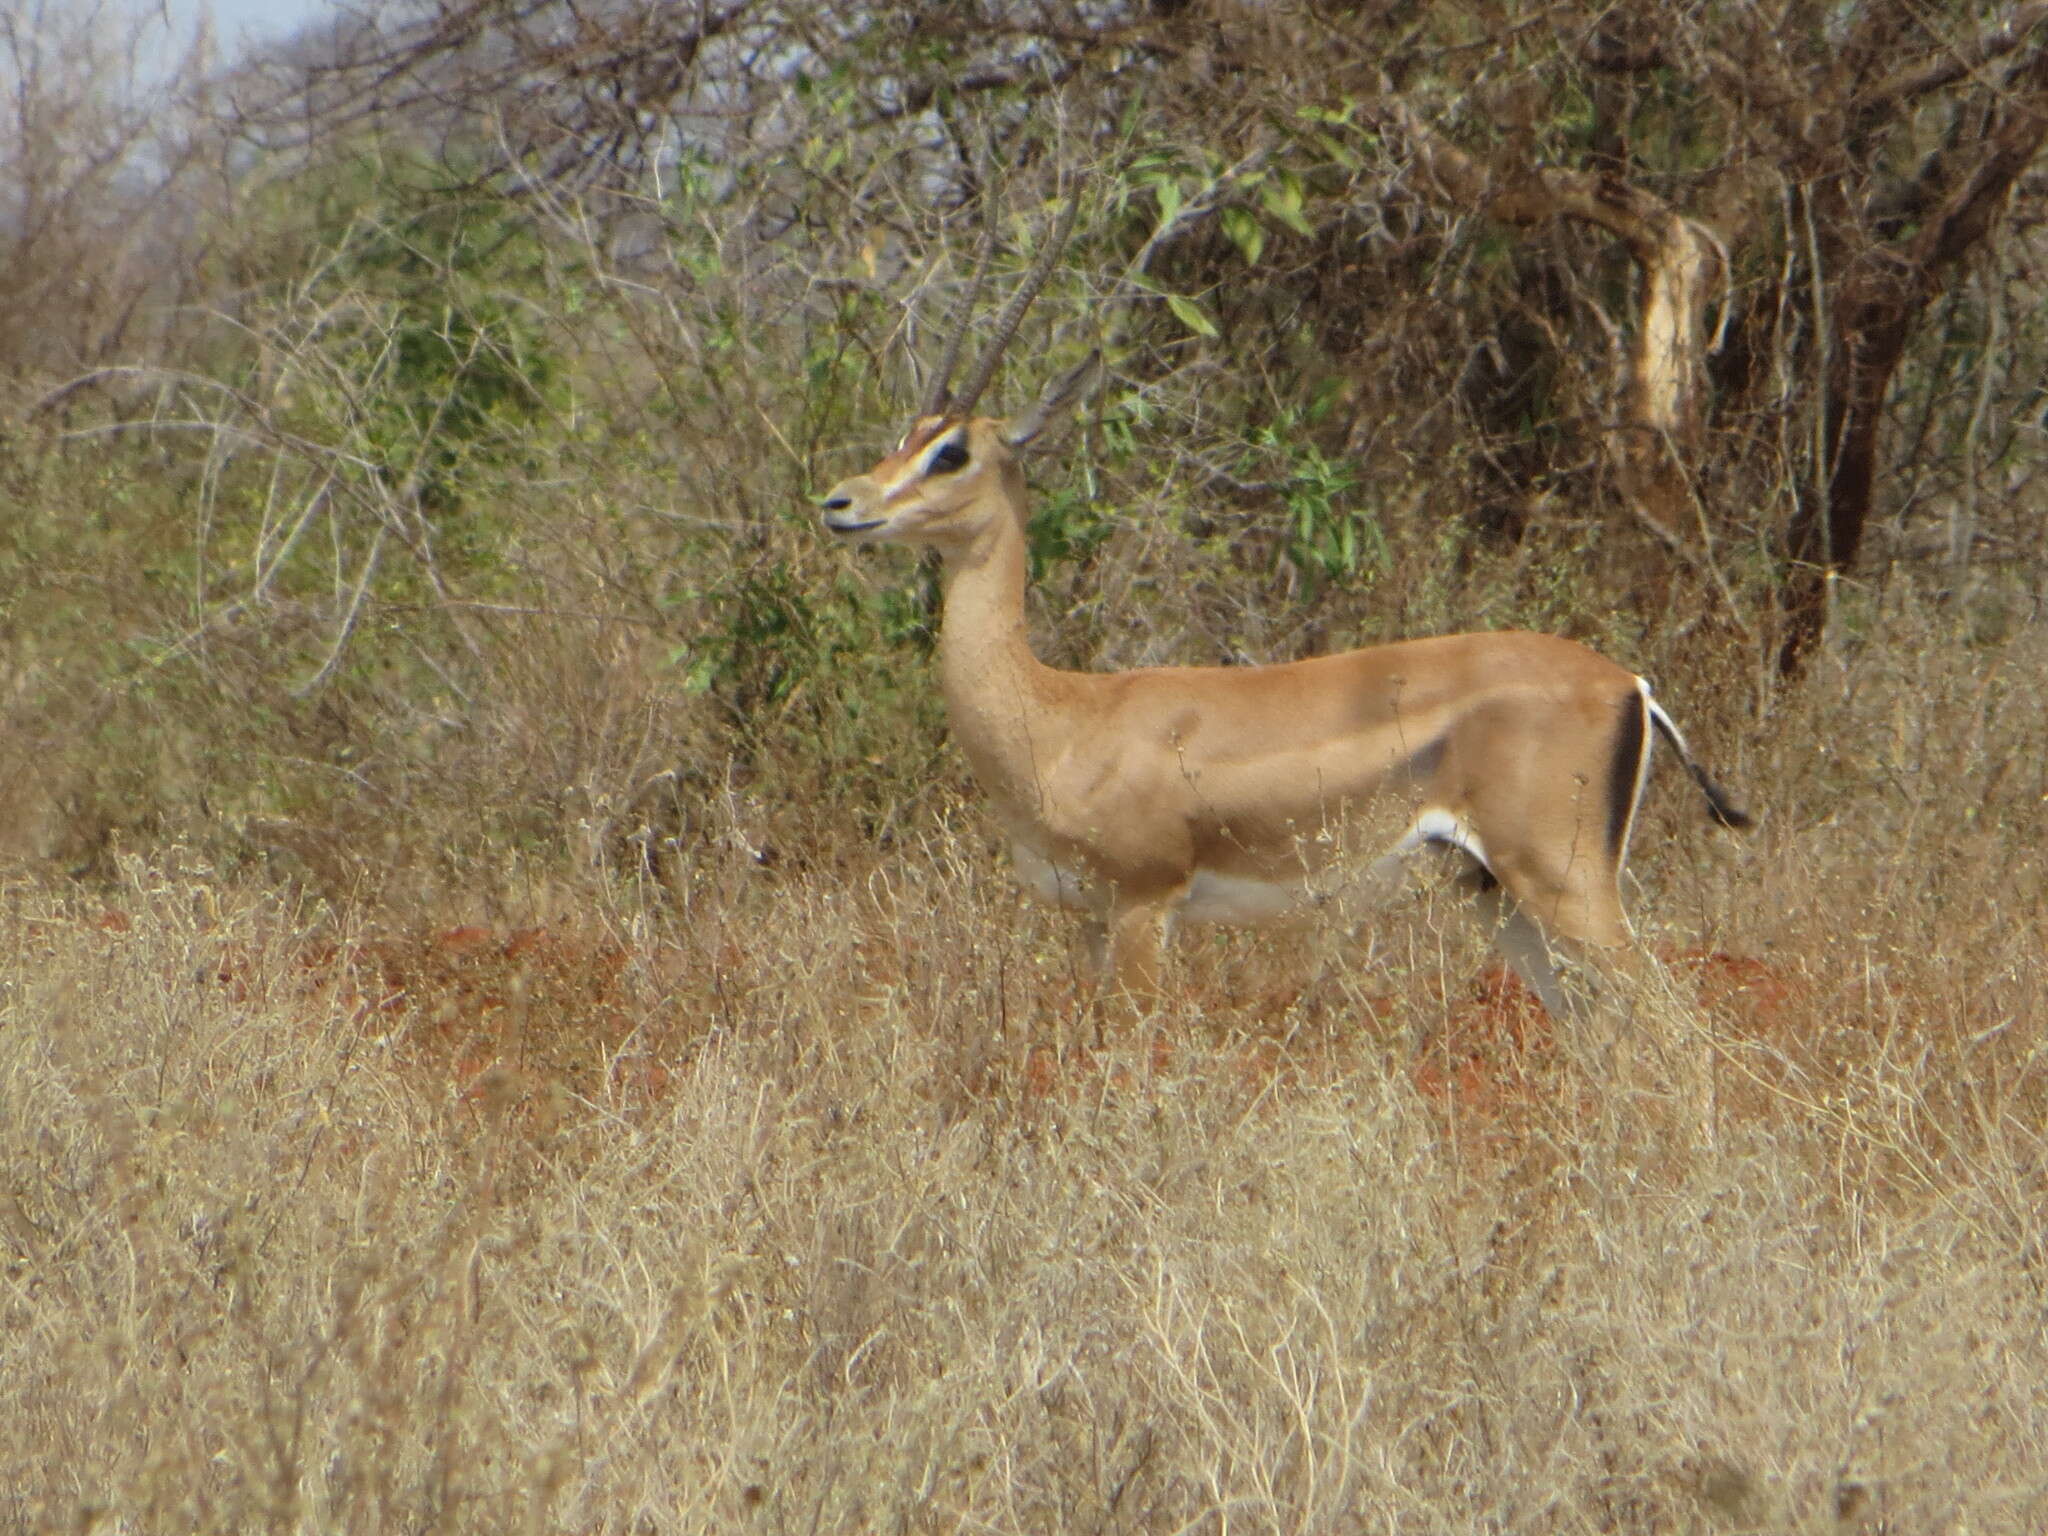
[822,367,1748,1015]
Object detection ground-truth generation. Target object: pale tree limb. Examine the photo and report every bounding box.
[1375,96,1727,577]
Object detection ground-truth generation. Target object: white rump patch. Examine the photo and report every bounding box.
[1399,808,1490,870]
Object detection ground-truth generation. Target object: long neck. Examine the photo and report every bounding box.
[935,474,1061,807]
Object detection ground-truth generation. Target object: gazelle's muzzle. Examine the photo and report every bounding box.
[819,481,887,537]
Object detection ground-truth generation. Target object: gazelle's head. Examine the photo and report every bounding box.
[817,355,1097,551]
[817,182,1087,554]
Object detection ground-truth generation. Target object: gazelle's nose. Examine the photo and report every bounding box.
[821,493,852,511]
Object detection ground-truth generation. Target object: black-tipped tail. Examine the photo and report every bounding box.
[1646,696,1754,831]
[1683,758,1754,830]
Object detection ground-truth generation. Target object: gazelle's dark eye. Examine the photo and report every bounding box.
[927,439,969,475]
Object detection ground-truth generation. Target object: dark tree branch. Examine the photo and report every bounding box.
[1779,35,2048,673]
[1859,2,2048,113]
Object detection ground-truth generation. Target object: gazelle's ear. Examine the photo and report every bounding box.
[1005,350,1101,450]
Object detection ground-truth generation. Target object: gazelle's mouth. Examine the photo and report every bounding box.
[825,517,886,536]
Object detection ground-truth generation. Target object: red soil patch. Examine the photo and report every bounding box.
[1678,948,1814,1040]
[55,907,669,1113]
[1407,950,1817,1135]
[307,923,684,1115]
[1018,1030,1179,1101]
[1411,966,1555,1120]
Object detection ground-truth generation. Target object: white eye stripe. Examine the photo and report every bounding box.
[895,415,949,455]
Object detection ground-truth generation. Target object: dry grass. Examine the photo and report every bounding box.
[4,586,2047,1535]
[5,15,2045,1529]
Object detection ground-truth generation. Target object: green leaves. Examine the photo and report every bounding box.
[1027,487,1115,582]
[1238,414,1384,591]
[1149,174,1183,229]
[1216,168,1314,272]
[1220,205,1266,265]
[1165,293,1220,339]
[1258,169,1315,238]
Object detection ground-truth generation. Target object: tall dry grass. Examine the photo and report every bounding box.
[4,579,2045,1534]
[3,21,2045,1527]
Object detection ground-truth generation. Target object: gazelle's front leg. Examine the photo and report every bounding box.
[1102,886,1181,1012]
[1078,916,1111,980]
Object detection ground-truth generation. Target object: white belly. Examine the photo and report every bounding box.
[1009,839,1307,925]
[1178,869,1304,924]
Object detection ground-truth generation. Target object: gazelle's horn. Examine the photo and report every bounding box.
[922,193,999,418]
[949,179,1082,418]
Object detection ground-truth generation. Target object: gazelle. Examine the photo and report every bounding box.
[817,197,1749,1016]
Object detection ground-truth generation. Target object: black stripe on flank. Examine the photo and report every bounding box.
[1402,733,1448,782]
[1605,689,1647,860]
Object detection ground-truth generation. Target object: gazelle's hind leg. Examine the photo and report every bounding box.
[1465,880,1576,1017]
[1482,845,1638,1017]
[1438,676,1652,1010]
[1489,832,1722,1142]
[1369,810,1587,1017]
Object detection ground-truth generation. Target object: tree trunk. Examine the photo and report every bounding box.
[1778,47,2048,674]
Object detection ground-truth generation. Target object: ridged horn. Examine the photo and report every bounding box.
[922,194,999,419]
[949,179,1081,419]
